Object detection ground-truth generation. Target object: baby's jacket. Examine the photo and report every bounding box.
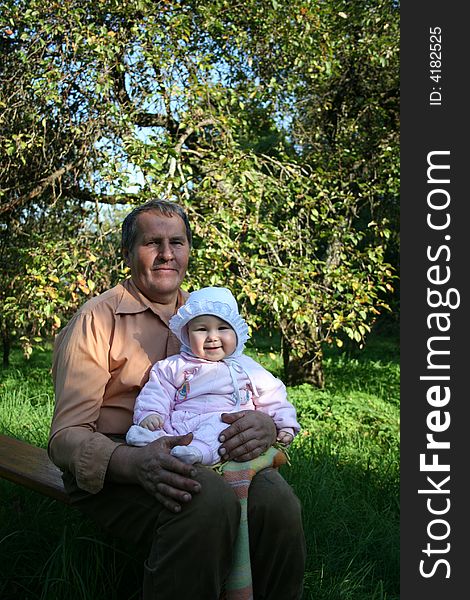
[133,351,300,436]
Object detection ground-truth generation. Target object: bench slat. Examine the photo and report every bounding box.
[0,434,70,504]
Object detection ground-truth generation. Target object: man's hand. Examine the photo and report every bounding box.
[109,433,201,513]
[218,410,277,462]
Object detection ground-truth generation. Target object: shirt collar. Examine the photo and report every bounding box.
[115,279,188,322]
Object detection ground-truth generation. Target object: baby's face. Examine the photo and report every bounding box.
[187,315,237,361]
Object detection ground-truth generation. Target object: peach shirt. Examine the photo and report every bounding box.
[48,278,187,494]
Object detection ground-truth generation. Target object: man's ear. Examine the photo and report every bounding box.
[122,247,131,267]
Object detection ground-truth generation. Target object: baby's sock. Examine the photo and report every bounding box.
[171,445,203,464]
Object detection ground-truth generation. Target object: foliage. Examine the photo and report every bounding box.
[227,0,400,383]
[0,202,127,363]
[0,0,399,384]
[186,149,395,386]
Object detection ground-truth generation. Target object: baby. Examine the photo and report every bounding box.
[126,286,300,464]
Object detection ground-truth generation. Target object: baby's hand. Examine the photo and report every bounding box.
[140,414,164,431]
[276,430,294,446]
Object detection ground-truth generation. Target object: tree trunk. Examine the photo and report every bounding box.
[2,328,10,367]
[282,334,325,388]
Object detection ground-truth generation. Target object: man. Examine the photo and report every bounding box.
[49,200,306,599]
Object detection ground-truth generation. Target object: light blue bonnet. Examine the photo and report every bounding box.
[169,286,250,357]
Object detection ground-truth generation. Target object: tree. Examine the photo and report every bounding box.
[0,0,132,363]
[1,0,398,384]
[187,0,399,384]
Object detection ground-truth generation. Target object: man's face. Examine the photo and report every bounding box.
[123,211,190,303]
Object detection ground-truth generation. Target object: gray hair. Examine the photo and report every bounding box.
[121,200,192,252]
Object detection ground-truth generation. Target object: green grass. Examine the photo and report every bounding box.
[0,332,399,600]
[246,330,399,600]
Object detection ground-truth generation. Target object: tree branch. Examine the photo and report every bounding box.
[69,187,142,206]
[110,58,178,132]
[0,162,77,215]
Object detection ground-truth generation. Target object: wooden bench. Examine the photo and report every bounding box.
[0,434,70,504]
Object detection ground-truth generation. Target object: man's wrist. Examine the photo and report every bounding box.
[107,443,139,484]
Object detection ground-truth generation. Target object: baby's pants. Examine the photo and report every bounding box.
[127,411,231,465]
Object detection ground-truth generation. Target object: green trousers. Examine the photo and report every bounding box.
[64,465,306,600]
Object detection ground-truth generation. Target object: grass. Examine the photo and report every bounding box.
[0,330,399,600]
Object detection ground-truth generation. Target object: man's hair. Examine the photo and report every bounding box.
[121,200,192,252]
